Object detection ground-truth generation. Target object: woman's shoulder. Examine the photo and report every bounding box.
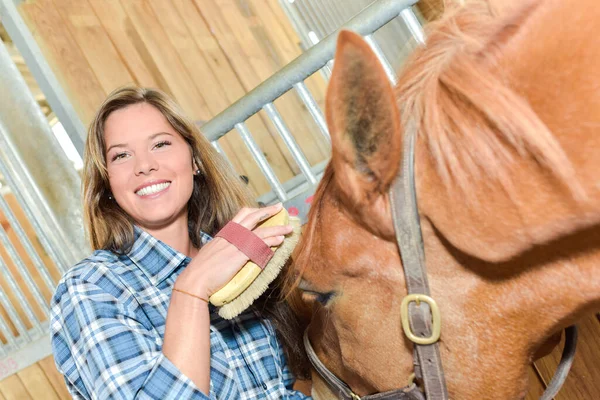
[52,249,127,302]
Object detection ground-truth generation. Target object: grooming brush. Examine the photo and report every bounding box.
[209,208,301,319]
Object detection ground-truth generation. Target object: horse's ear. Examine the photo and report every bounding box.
[326,31,402,204]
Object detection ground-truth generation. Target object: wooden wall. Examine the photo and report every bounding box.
[18,0,330,198]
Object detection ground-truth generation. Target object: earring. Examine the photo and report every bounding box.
[194,169,201,175]
[108,194,113,200]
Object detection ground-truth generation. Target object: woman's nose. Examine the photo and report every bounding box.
[134,153,158,175]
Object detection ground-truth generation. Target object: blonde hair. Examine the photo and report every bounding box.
[83,86,255,252]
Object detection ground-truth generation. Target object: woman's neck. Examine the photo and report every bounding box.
[144,219,198,258]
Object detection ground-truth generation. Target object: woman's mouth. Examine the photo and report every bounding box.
[135,182,171,197]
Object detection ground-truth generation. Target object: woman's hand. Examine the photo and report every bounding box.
[174,203,292,299]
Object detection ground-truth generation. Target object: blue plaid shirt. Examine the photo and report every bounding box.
[51,227,309,399]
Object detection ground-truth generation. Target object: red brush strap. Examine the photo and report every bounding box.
[215,222,274,269]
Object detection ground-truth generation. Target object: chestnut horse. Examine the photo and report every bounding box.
[290,0,600,399]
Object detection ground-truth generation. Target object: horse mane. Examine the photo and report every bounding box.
[396,0,583,199]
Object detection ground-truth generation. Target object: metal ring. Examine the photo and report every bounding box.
[400,294,441,345]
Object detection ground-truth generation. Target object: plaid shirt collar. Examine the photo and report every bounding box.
[127,226,211,287]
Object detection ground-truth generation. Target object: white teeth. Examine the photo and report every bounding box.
[136,182,170,196]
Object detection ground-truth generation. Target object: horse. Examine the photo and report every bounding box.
[288,0,600,398]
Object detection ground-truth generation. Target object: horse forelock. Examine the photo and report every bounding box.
[396,0,584,201]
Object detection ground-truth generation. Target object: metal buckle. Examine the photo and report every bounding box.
[350,392,361,400]
[400,294,441,345]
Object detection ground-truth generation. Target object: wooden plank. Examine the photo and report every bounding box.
[120,0,211,122]
[525,365,546,400]
[180,0,299,194]
[38,357,70,400]
[197,0,327,177]
[0,374,30,400]
[265,0,303,47]
[246,0,329,158]
[532,313,600,399]
[88,0,161,88]
[18,0,107,124]
[17,364,59,400]
[3,194,61,284]
[148,0,269,195]
[222,0,328,163]
[55,0,134,94]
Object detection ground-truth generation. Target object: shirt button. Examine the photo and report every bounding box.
[262,383,268,390]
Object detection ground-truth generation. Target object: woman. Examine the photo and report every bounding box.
[50,86,309,399]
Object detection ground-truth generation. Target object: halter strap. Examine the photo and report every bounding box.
[389,120,449,399]
[303,331,425,400]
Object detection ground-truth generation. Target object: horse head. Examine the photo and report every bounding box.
[291,1,600,398]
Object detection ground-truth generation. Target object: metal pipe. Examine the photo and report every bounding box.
[0,221,49,319]
[202,0,419,142]
[257,159,328,205]
[400,7,426,45]
[0,39,87,272]
[0,255,31,341]
[235,123,288,201]
[0,194,55,294]
[0,312,16,352]
[292,81,330,143]
[263,103,318,186]
[364,34,398,85]
[0,0,86,155]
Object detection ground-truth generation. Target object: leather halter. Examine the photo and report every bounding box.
[303,120,579,399]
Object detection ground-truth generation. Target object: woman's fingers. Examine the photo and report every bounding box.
[263,235,285,248]
[239,203,283,229]
[253,224,293,239]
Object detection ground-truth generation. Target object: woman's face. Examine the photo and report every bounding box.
[104,103,195,233]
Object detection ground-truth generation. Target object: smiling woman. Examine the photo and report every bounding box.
[50,86,308,399]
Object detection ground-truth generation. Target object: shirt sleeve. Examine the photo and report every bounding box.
[51,276,214,400]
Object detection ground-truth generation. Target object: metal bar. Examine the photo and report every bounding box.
[263,103,318,186]
[0,0,86,155]
[211,141,225,156]
[278,0,315,53]
[364,34,398,85]
[400,7,426,45]
[0,310,16,352]
[210,140,239,178]
[202,0,419,142]
[0,221,49,319]
[308,0,336,33]
[296,1,327,40]
[293,81,330,142]
[0,254,31,341]
[0,194,55,294]
[235,123,288,202]
[257,159,328,205]
[0,39,87,273]
[0,161,69,276]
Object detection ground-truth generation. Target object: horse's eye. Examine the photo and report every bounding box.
[301,290,335,306]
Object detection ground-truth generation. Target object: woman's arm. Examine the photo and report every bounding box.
[51,274,216,400]
[164,203,292,392]
[162,291,211,392]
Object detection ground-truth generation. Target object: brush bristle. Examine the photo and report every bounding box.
[217,218,301,319]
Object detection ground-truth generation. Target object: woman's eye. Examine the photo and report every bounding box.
[111,152,127,162]
[154,140,171,149]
